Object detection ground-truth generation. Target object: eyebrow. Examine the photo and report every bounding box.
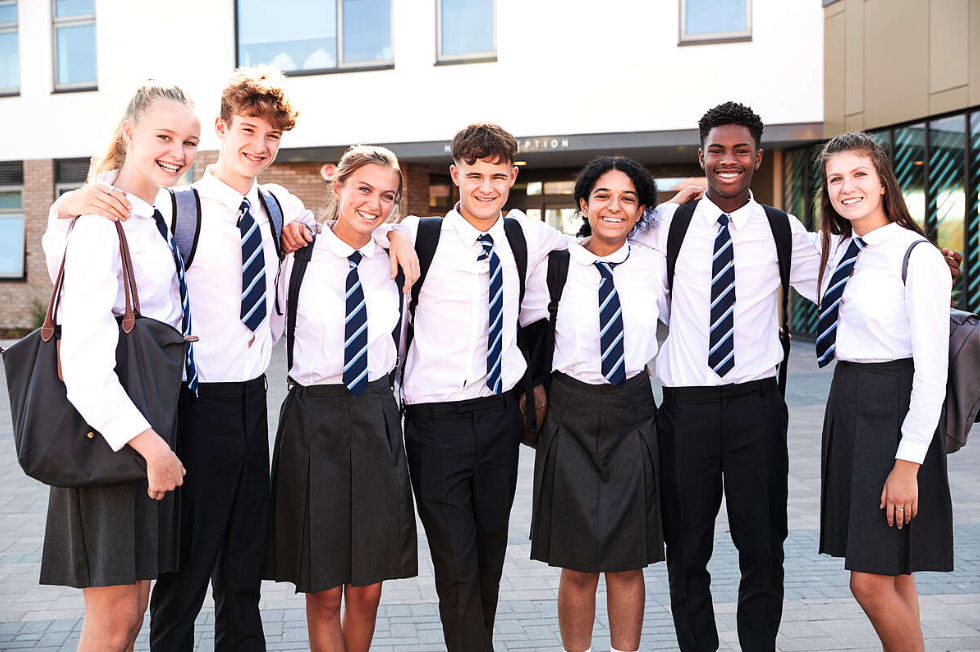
[593,186,638,196]
[708,142,751,148]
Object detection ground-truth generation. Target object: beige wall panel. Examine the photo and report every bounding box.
[930,0,970,93]
[971,0,980,105]
[845,112,865,132]
[825,12,847,137]
[863,0,929,130]
[929,85,970,115]
[845,0,865,116]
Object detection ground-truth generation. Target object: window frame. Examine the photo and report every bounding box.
[51,0,97,92]
[0,184,26,281]
[435,0,497,65]
[234,0,394,77]
[0,0,18,96]
[678,0,752,45]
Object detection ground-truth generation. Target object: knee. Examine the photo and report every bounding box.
[345,584,382,616]
[307,588,343,621]
[607,569,644,587]
[849,573,887,609]
[562,569,600,592]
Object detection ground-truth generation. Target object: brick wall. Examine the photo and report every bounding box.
[1,159,55,330]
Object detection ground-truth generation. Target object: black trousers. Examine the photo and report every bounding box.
[658,377,788,652]
[150,376,270,652]
[404,391,524,652]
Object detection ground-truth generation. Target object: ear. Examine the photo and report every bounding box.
[450,164,460,187]
[636,205,647,223]
[214,116,227,138]
[121,120,135,145]
[509,165,518,186]
[698,148,706,170]
[332,178,343,203]
[754,148,764,170]
[579,197,589,215]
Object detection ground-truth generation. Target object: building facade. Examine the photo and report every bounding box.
[0,0,824,328]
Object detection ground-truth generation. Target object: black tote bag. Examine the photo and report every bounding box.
[1,220,186,488]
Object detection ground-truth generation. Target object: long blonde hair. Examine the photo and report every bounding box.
[88,81,195,183]
[320,145,403,224]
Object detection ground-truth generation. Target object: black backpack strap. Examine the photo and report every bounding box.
[257,186,285,260]
[286,234,317,372]
[544,249,571,386]
[390,264,406,389]
[167,186,202,270]
[901,239,931,284]
[402,217,444,388]
[666,201,698,296]
[503,217,528,307]
[763,205,793,394]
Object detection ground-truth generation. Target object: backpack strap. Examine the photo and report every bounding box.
[902,239,931,284]
[763,205,793,395]
[666,200,698,296]
[402,217,444,388]
[285,234,317,372]
[257,187,285,260]
[544,249,571,386]
[503,217,528,307]
[167,186,202,270]
[390,264,406,390]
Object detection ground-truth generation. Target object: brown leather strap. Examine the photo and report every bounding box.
[40,220,76,342]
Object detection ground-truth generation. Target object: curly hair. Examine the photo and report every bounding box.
[220,65,298,132]
[451,122,519,166]
[574,156,658,236]
[698,101,764,150]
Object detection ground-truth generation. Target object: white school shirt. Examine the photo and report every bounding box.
[823,223,950,465]
[45,167,317,383]
[40,185,183,452]
[633,194,822,387]
[271,224,399,386]
[393,207,569,405]
[521,241,669,385]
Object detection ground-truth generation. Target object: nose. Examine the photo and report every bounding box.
[608,195,622,212]
[480,177,494,193]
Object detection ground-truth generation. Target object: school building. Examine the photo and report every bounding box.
[0,0,976,334]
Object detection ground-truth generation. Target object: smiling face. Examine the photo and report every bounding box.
[450,157,518,230]
[119,99,200,200]
[699,124,763,210]
[331,162,401,248]
[824,150,888,233]
[213,113,283,191]
[580,169,645,251]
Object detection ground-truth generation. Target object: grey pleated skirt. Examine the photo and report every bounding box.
[40,477,179,588]
[820,358,953,575]
[531,371,664,573]
[265,377,418,593]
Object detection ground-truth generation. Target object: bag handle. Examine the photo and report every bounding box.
[40,219,141,341]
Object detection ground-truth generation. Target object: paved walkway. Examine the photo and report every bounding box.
[1,339,979,651]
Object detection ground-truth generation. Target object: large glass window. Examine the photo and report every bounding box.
[893,123,928,228]
[0,1,17,94]
[438,0,495,62]
[236,0,392,74]
[680,0,751,43]
[965,111,980,313]
[52,0,96,90]
[0,188,24,279]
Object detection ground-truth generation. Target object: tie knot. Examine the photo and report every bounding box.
[152,208,166,226]
[595,261,615,279]
[718,214,730,228]
[853,236,866,250]
[239,198,251,217]
[477,233,494,260]
[348,251,363,268]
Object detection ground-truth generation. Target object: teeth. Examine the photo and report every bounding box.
[158,161,180,173]
[356,210,378,221]
[842,198,861,205]
[243,153,264,162]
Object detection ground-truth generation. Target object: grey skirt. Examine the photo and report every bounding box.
[40,477,179,588]
[820,359,953,575]
[531,371,663,573]
[265,378,418,593]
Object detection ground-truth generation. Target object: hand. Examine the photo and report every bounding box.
[128,428,186,500]
[58,183,133,221]
[281,222,315,254]
[387,230,420,294]
[880,459,919,529]
[666,184,705,205]
[941,248,962,283]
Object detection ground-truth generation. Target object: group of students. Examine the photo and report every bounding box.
[35,63,958,652]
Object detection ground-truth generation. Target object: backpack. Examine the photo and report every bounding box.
[666,200,793,394]
[166,185,286,269]
[902,240,980,453]
[284,233,404,389]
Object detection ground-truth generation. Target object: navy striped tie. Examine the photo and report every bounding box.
[238,198,266,332]
[478,233,503,395]
[152,209,198,394]
[343,251,369,397]
[815,237,866,367]
[595,260,626,388]
[708,213,736,378]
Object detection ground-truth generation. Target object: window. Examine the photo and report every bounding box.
[52,0,96,90]
[55,157,88,196]
[437,0,495,62]
[680,0,751,44]
[0,161,24,280]
[0,1,17,95]
[236,0,392,74]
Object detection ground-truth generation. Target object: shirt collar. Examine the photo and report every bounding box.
[201,165,259,214]
[698,191,759,231]
[446,203,506,247]
[856,221,901,246]
[94,170,156,220]
[568,241,630,266]
[319,222,378,259]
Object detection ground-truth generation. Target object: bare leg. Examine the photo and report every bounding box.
[341,583,383,652]
[850,571,925,652]
[123,580,152,652]
[78,583,144,652]
[306,587,346,652]
[558,569,600,652]
[895,574,920,622]
[605,569,644,652]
